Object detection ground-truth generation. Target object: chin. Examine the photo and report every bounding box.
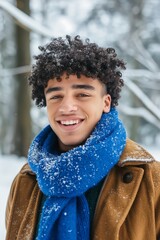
[60,139,86,151]
[64,141,81,148]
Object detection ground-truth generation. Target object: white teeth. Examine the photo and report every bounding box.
[61,120,79,125]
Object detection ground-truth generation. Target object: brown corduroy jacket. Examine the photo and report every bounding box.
[5,139,160,239]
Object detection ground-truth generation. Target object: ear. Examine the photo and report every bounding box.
[103,94,111,113]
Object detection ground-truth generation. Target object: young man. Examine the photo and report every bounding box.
[6,35,160,240]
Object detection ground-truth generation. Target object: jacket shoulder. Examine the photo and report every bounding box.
[119,138,156,167]
[19,163,35,175]
[149,160,160,187]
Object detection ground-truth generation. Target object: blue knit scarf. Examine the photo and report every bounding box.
[28,108,126,240]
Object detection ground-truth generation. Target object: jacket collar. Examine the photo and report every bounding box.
[118,138,155,167]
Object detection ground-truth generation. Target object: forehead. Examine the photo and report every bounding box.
[45,74,105,90]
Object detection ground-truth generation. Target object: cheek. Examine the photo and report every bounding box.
[87,107,104,122]
[47,105,55,120]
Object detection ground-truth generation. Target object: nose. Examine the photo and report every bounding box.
[59,97,78,114]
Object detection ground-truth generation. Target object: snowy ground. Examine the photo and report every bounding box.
[0,147,160,239]
[0,155,26,240]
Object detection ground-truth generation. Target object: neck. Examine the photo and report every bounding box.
[58,139,87,152]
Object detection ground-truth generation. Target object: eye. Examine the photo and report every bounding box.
[50,95,63,100]
[77,93,90,98]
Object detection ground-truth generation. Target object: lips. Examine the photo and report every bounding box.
[60,119,80,126]
[56,118,84,131]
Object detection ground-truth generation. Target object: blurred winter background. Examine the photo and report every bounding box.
[0,0,160,238]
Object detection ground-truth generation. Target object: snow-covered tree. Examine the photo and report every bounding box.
[0,0,160,155]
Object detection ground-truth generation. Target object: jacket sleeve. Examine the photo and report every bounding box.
[5,163,32,230]
[5,174,19,229]
[151,161,160,238]
[5,163,43,240]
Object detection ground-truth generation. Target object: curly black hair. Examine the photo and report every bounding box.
[28,35,126,107]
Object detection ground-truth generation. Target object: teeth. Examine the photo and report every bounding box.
[61,120,79,125]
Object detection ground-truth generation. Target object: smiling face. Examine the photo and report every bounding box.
[44,74,111,152]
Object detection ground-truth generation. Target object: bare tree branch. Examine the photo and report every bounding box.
[125,77,160,120]
[0,65,31,77]
[118,105,160,129]
[0,1,54,37]
[124,69,160,80]
[132,32,159,72]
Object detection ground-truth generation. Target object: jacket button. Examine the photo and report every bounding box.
[122,172,133,183]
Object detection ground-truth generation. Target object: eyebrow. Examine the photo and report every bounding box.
[45,87,62,94]
[72,84,95,90]
[45,84,95,94]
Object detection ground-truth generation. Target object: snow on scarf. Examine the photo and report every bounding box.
[28,108,126,240]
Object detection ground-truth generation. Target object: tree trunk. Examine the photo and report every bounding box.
[12,0,32,157]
